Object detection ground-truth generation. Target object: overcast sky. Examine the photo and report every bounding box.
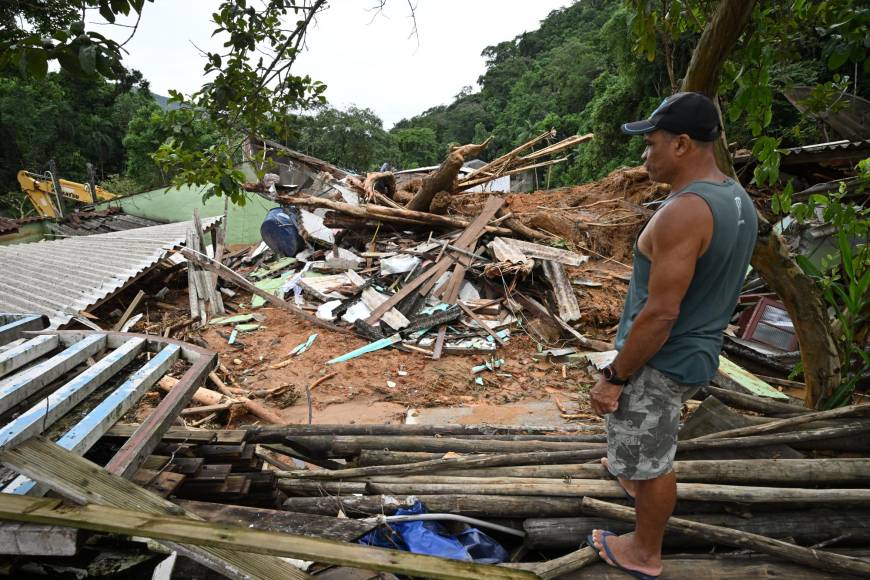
[101,0,572,128]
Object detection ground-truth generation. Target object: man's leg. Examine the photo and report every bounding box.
[591,470,673,576]
[594,367,683,577]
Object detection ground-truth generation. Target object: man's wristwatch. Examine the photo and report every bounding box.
[602,364,629,386]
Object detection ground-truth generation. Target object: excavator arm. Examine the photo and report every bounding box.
[17,170,118,218]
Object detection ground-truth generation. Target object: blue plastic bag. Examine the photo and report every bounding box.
[260,206,303,257]
[358,501,508,565]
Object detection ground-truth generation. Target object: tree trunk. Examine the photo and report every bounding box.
[404,139,491,213]
[681,0,841,408]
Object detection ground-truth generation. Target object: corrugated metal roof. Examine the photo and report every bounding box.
[47,213,164,237]
[779,139,870,156]
[0,217,222,328]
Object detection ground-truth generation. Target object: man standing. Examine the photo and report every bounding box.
[588,92,757,580]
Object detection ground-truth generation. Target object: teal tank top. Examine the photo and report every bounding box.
[614,178,757,385]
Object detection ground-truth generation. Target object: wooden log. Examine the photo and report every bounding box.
[405,139,491,212]
[176,499,374,542]
[159,376,284,424]
[244,423,602,441]
[158,375,223,406]
[524,510,870,550]
[433,458,870,485]
[290,422,870,481]
[581,498,870,578]
[704,385,809,416]
[285,435,604,457]
[278,480,368,496]
[679,396,803,459]
[694,402,870,440]
[278,195,513,236]
[533,546,596,580]
[571,556,858,580]
[0,494,536,580]
[358,450,443,466]
[281,494,584,518]
[359,479,870,504]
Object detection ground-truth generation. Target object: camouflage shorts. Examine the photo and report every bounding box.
[606,365,697,481]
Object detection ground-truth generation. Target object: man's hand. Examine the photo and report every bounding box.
[590,376,623,416]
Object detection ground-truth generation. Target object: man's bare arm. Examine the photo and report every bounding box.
[610,194,712,379]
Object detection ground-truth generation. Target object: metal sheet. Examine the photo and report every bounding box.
[0,218,221,328]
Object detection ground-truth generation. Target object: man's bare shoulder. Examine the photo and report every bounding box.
[647,193,713,254]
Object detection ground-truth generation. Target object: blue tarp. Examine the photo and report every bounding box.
[358,501,508,565]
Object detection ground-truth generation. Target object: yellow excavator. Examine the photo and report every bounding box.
[17,169,118,218]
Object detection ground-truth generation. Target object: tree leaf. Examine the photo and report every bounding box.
[79,45,97,75]
[99,1,116,23]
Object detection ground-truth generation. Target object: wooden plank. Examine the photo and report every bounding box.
[0,437,309,580]
[104,424,245,444]
[104,348,216,479]
[132,469,187,497]
[361,288,409,330]
[0,333,105,415]
[0,334,58,378]
[193,209,224,316]
[0,522,78,556]
[0,337,145,452]
[491,237,588,266]
[714,356,790,400]
[366,196,504,324]
[0,492,536,580]
[0,315,48,346]
[4,344,180,495]
[541,260,581,322]
[458,301,505,346]
[111,290,146,332]
[581,497,870,578]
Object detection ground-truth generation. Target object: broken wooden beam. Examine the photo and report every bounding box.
[278,195,513,236]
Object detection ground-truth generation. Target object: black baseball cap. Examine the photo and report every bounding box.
[622,92,720,141]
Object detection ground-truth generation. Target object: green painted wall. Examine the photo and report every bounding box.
[95,184,277,245]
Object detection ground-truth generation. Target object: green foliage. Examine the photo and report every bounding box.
[154,0,329,204]
[283,105,395,173]
[0,70,154,216]
[793,158,870,408]
[391,127,442,169]
[0,1,154,82]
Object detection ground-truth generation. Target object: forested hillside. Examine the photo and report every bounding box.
[1,0,865,217]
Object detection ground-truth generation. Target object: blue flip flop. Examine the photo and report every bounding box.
[586,531,659,580]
